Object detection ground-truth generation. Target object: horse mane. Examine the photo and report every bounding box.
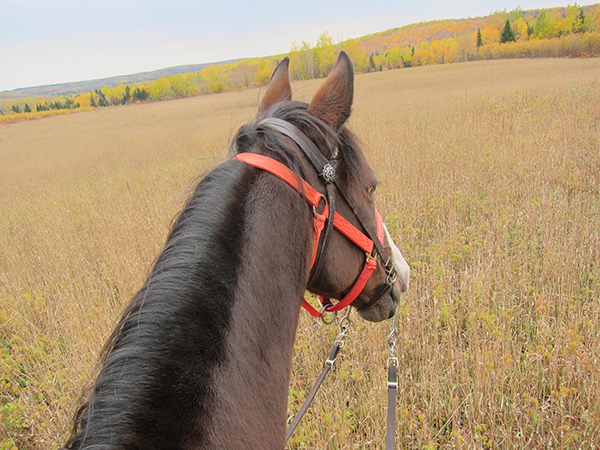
[64,161,253,449]
[64,99,374,449]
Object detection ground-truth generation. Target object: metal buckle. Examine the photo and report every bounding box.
[321,309,337,325]
[312,193,328,218]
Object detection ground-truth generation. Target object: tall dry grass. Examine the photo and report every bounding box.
[1,58,599,449]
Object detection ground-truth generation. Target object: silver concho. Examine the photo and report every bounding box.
[321,163,337,183]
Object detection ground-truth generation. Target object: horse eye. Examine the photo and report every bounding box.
[367,185,376,195]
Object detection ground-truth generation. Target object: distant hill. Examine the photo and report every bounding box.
[0,59,240,99]
[2,2,599,116]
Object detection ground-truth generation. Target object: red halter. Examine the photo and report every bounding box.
[233,152,385,318]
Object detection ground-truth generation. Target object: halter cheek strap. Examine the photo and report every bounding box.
[233,152,383,318]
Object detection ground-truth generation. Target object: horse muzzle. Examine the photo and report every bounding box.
[356,280,403,322]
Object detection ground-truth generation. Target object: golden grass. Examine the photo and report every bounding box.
[1,58,599,449]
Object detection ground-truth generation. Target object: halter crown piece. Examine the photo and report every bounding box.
[233,117,398,318]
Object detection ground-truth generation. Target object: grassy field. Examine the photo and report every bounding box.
[1,58,599,449]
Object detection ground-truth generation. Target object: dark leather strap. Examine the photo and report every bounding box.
[286,342,342,442]
[257,118,401,295]
[258,118,335,180]
[258,118,390,261]
[385,364,398,450]
[308,183,335,285]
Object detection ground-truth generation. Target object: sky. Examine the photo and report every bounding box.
[1,0,569,92]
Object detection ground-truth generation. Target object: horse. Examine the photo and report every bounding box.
[63,51,410,450]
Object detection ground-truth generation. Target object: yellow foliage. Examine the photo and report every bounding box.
[74,92,92,107]
[148,77,174,100]
[413,48,437,66]
[255,58,273,86]
[513,17,530,42]
[481,26,500,45]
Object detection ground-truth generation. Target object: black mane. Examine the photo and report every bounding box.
[65,162,254,449]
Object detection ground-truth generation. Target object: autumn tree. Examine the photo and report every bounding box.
[229,60,255,89]
[385,48,404,68]
[513,17,530,41]
[103,85,126,105]
[290,40,314,80]
[452,34,476,62]
[255,58,273,86]
[340,38,368,72]
[200,65,226,93]
[481,26,500,45]
[534,10,561,39]
[314,32,336,78]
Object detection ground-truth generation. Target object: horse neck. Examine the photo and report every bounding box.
[65,162,314,450]
[204,165,314,449]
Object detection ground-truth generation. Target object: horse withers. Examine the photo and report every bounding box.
[64,51,410,450]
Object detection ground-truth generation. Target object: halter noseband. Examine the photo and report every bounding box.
[233,118,398,317]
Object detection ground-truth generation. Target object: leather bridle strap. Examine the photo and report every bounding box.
[285,340,342,441]
[257,118,337,183]
[257,118,400,292]
[256,118,338,286]
[233,152,379,318]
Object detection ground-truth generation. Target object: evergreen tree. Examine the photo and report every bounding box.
[132,87,149,102]
[574,9,585,33]
[500,20,516,43]
[95,89,108,107]
[476,28,483,48]
[24,103,32,113]
[11,105,20,113]
[369,54,376,71]
[122,85,132,104]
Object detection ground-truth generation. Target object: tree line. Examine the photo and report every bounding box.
[3,4,600,118]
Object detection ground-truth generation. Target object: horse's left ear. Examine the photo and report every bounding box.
[307,51,354,131]
[258,57,292,116]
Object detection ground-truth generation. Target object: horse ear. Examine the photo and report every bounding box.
[258,57,292,116]
[306,51,354,131]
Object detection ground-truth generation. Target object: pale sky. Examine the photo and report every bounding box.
[1,0,568,92]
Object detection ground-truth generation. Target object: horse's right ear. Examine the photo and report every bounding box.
[258,57,292,116]
[306,51,354,131]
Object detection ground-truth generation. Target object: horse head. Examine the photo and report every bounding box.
[253,52,410,322]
